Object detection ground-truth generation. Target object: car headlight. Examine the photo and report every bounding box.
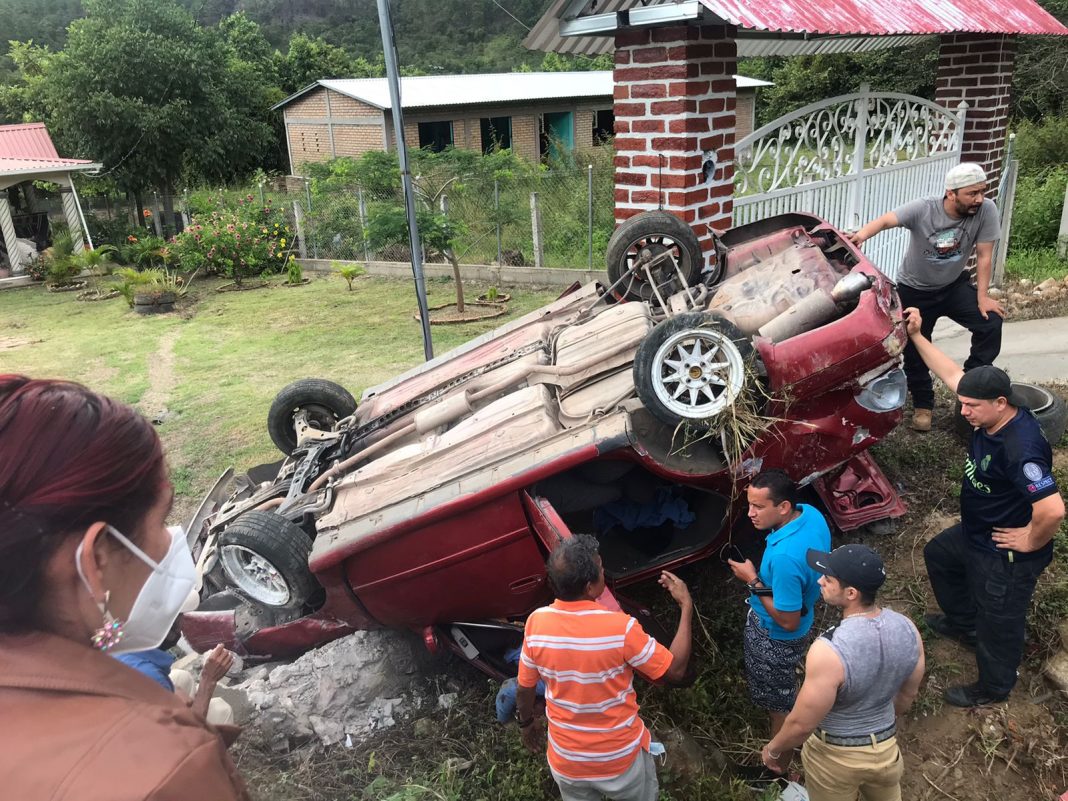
[856,368,907,412]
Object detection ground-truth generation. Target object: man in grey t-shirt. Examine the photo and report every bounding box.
[850,163,1005,432]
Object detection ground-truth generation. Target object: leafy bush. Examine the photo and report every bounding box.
[1014,117,1068,178]
[1009,166,1068,252]
[84,213,144,252]
[122,235,167,269]
[171,194,290,284]
[74,245,118,276]
[111,266,195,307]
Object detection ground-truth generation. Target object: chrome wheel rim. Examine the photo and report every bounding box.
[651,327,745,419]
[220,545,291,605]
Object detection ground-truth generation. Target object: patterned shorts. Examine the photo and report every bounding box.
[743,609,808,713]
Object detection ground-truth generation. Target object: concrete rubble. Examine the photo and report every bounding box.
[217,630,429,751]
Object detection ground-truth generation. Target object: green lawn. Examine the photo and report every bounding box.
[0,274,559,518]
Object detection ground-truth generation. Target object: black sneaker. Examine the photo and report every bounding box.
[924,613,977,649]
[944,683,1008,707]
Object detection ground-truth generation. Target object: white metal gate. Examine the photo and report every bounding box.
[733,86,966,280]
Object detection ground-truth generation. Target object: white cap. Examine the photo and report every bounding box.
[945,162,987,191]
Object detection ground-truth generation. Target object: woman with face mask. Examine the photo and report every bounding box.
[0,375,249,801]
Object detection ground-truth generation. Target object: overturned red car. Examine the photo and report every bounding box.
[182,210,908,675]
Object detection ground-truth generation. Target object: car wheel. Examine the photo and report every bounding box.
[219,511,318,608]
[605,211,705,303]
[953,382,1067,445]
[267,378,357,455]
[633,312,752,426]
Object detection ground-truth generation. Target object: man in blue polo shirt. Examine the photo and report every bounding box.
[729,469,832,737]
[905,306,1065,707]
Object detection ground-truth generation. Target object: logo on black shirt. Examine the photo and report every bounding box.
[964,455,992,494]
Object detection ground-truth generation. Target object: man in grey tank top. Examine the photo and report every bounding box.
[760,545,925,801]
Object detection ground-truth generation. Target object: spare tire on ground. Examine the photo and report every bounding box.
[954,382,1067,445]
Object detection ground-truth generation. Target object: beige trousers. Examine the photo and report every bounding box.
[800,734,903,801]
[170,668,234,726]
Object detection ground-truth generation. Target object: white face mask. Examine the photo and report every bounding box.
[77,524,197,654]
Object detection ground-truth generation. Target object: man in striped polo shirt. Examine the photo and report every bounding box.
[515,534,693,801]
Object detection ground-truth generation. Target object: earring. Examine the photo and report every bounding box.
[90,591,125,652]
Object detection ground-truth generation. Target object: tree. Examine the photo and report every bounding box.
[33,0,277,225]
[277,33,383,94]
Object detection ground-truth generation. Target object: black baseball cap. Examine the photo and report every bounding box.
[956,365,1024,405]
[806,544,887,592]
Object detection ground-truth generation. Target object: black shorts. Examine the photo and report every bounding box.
[743,609,808,713]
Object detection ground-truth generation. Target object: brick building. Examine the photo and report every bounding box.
[274,71,769,175]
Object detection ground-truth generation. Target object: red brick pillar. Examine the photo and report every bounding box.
[613,24,737,270]
[934,34,1017,194]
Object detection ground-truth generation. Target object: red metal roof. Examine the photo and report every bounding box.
[0,122,96,177]
[0,123,62,160]
[699,0,1068,37]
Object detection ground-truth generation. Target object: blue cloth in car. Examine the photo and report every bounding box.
[593,487,695,532]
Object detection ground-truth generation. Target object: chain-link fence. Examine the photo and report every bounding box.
[283,165,617,270]
[72,160,618,272]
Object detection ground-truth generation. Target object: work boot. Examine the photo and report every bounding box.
[944,682,1008,708]
[911,409,932,432]
[924,613,976,649]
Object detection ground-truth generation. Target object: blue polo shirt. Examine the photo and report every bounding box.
[747,503,831,640]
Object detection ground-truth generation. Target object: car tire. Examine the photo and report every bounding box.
[953,382,1067,445]
[633,312,753,427]
[267,378,357,455]
[219,511,318,608]
[605,211,705,303]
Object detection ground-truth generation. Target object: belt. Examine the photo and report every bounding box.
[814,724,896,748]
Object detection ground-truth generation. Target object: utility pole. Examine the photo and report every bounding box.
[377,0,433,360]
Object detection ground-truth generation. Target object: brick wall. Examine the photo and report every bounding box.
[510,114,539,161]
[613,24,738,267]
[287,91,328,117]
[935,34,1017,193]
[288,124,332,167]
[574,109,595,150]
[327,92,383,117]
[735,91,755,141]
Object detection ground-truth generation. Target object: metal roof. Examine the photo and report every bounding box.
[0,123,99,179]
[274,71,772,112]
[524,0,1068,58]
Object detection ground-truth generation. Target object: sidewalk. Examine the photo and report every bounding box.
[933,316,1068,384]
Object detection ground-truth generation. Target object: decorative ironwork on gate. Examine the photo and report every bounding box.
[734,85,967,278]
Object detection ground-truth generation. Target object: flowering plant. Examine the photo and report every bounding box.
[171,194,291,284]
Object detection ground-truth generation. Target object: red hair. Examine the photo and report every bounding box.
[0,375,165,632]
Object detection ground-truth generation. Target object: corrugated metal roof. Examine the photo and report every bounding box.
[275,71,772,111]
[0,123,98,179]
[0,123,62,160]
[524,0,1067,57]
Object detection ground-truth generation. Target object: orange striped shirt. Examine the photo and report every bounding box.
[517,599,673,780]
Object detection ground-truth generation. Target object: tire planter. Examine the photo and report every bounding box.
[281,278,311,287]
[76,288,121,302]
[219,511,318,608]
[267,378,357,455]
[47,280,88,293]
[954,382,1068,445]
[476,292,511,304]
[133,291,176,315]
[633,312,753,427]
[605,211,704,303]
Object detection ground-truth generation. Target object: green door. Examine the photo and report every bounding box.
[541,111,574,160]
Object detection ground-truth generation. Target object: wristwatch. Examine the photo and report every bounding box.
[747,578,762,591]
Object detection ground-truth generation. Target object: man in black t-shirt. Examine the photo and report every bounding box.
[904,307,1065,707]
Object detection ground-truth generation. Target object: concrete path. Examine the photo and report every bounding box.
[933,316,1068,384]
